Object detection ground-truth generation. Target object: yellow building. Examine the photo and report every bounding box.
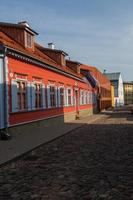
[123,82,133,105]
[111,84,115,107]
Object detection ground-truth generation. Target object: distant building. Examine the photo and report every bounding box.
[104,72,124,107]
[123,82,133,105]
[111,84,115,108]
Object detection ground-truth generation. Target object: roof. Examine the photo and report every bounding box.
[104,72,121,81]
[123,81,133,85]
[0,30,83,80]
[0,21,38,35]
[40,46,68,56]
[66,59,81,65]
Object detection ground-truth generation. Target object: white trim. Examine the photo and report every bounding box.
[5,56,9,127]
[15,75,28,81]
[66,87,72,106]
[58,85,64,107]
[0,57,4,128]
[32,79,43,84]
[41,84,46,109]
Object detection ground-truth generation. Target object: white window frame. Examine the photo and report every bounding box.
[32,80,46,110]
[11,78,29,112]
[58,86,65,107]
[67,87,72,106]
[47,83,58,108]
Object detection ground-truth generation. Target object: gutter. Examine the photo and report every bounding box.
[0,45,11,140]
[6,46,85,83]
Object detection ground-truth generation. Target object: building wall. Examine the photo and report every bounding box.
[8,56,95,128]
[80,65,111,111]
[111,77,124,107]
[123,83,133,105]
[118,74,124,105]
[111,85,115,107]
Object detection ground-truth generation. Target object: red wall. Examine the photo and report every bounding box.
[8,57,93,125]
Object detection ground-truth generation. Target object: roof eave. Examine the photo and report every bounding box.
[4,45,84,82]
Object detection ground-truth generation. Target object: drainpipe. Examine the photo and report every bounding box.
[0,46,11,140]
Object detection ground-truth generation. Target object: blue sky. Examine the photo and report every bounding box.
[1,0,133,81]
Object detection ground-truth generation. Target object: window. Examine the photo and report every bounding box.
[26,32,32,48]
[80,90,84,105]
[60,87,64,106]
[35,83,42,108]
[85,91,87,104]
[68,88,72,105]
[50,85,56,107]
[17,80,27,110]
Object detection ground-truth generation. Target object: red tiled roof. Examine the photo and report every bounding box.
[80,64,110,84]
[0,30,83,79]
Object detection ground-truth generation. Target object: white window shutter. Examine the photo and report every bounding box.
[83,91,85,104]
[87,92,89,104]
[89,92,91,104]
[64,88,68,106]
[11,79,18,112]
[66,88,69,106]
[31,83,35,110]
[80,90,82,105]
[88,92,90,104]
[47,85,51,108]
[83,91,86,104]
[90,92,92,104]
[71,88,73,106]
[27,82,31,111]
[55,86,58,107]
[41,84,46,109]
[58,87,61,107]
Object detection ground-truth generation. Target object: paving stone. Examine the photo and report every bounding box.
[0,110,133,199]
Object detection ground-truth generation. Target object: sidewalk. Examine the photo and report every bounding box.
[0,114,106,166]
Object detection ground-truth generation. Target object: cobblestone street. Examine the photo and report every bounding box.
[0,110,133,200]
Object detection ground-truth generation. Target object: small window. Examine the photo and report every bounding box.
[68,88,72,105]
[60,87,64,106]
[26,32,32,48]
[50,85,56,107]
[17,80,27,111]
[85,91,88,104]
[80,90,84,105]
[35,83,42,108]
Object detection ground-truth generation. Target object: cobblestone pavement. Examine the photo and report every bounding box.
[0,110,133,200]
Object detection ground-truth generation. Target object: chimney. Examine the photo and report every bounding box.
[48,42,55,50]
[103,69,106,74]
[18,21,30,27]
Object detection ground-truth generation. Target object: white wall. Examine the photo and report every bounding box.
[118,74,124,105]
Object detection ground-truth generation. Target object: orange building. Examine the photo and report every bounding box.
[66,61,112,111]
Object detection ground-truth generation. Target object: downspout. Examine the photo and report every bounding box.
[0,46,11,140]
